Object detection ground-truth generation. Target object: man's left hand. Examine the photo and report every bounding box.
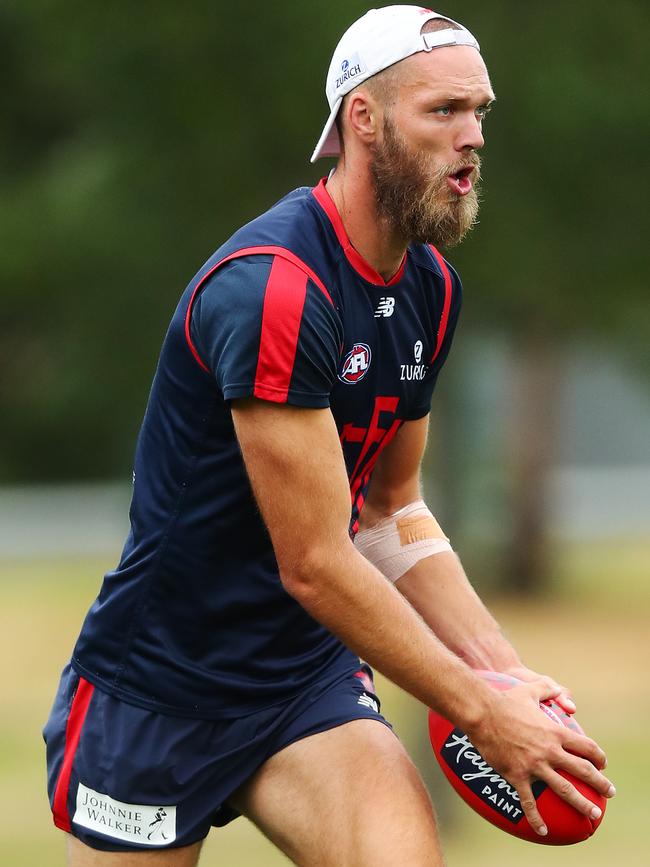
[504,665,577,716]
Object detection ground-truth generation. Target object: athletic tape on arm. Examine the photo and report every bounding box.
[354,500,452,583]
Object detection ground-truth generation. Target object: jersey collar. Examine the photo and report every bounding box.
[312,178,407,287]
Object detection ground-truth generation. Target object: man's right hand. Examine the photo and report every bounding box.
[466,678,616,837]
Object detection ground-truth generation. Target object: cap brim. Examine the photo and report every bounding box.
[310,96,342,163]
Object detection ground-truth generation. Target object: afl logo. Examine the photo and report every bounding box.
[339,343,372,384]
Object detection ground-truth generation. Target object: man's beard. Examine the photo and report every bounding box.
[369,116,481,247]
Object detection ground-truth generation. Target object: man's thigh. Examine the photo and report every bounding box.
[67,834,202,866]
[230,719,444,867]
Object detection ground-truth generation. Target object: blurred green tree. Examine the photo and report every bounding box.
[0,0,357,480]
[445,1,649,591]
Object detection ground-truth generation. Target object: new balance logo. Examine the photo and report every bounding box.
[357,693,379,713]
[374,297,395,318]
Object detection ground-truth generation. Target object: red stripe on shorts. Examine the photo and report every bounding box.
[254,257,308,402]
[52,677,95,832]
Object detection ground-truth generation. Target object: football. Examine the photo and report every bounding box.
[428,670,606,845]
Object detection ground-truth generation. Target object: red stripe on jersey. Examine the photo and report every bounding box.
[349,396,400,482]
[312,179,407,287]
[254,257,308,402]
[428,245,453,363]
[52,677,94,832]
[184,245,333,372]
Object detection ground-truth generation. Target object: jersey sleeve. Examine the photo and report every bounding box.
[189,254,343,407]
[405,261,463,420]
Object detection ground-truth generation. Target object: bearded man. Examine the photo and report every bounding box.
[44,6,615,866]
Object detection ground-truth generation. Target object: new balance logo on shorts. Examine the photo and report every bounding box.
[357,692,379,713]
[374,296,395,318]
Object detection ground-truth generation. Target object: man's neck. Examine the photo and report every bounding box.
[325,164,408,283]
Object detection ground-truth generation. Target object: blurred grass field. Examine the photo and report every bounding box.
[1,541,647,866]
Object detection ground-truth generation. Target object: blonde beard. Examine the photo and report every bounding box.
[370,117,481,247]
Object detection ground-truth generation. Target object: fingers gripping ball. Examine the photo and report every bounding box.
[428,670,606,845]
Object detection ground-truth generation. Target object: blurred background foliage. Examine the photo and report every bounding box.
[1,0,647,482]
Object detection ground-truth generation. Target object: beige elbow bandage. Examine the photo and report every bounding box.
[353,500,452,583]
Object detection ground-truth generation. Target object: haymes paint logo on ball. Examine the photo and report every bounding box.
[73,783,177,846]
[440,729,547,824]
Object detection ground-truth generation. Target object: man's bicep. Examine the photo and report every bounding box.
[362,415,429,520]
[231,399,353,577]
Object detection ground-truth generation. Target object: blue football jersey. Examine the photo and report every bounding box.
[71,179,462,718]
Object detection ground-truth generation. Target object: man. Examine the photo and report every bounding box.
[44,6,615,865]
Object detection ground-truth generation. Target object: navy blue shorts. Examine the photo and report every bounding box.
[44,662,390,852]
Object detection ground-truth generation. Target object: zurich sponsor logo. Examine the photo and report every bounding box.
[335,53,363,90]
[400,339,427,381]
[339,342,371,384]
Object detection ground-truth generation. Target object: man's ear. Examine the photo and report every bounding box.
[346,91,381,148]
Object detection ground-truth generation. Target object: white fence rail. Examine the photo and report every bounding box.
[0,468,649,560]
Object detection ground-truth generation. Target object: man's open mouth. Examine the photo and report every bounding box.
[447,166,474,196]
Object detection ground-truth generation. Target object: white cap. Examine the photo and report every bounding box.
[310,5,480,163]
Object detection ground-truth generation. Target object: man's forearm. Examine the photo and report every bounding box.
[281,538,497,731]
[394,549,522,671]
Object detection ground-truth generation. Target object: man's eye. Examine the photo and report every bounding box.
[475,105,492,119]
[433,106,452,116]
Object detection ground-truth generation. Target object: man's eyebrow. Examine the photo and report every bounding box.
[437,94,496,105]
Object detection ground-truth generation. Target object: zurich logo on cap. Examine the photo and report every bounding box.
[335,52,364,90]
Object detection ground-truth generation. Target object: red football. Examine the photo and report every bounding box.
[428,670,606,845]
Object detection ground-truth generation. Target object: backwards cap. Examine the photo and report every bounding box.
[310,5,480,163]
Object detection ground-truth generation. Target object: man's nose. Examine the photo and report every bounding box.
[456,113,485,151]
